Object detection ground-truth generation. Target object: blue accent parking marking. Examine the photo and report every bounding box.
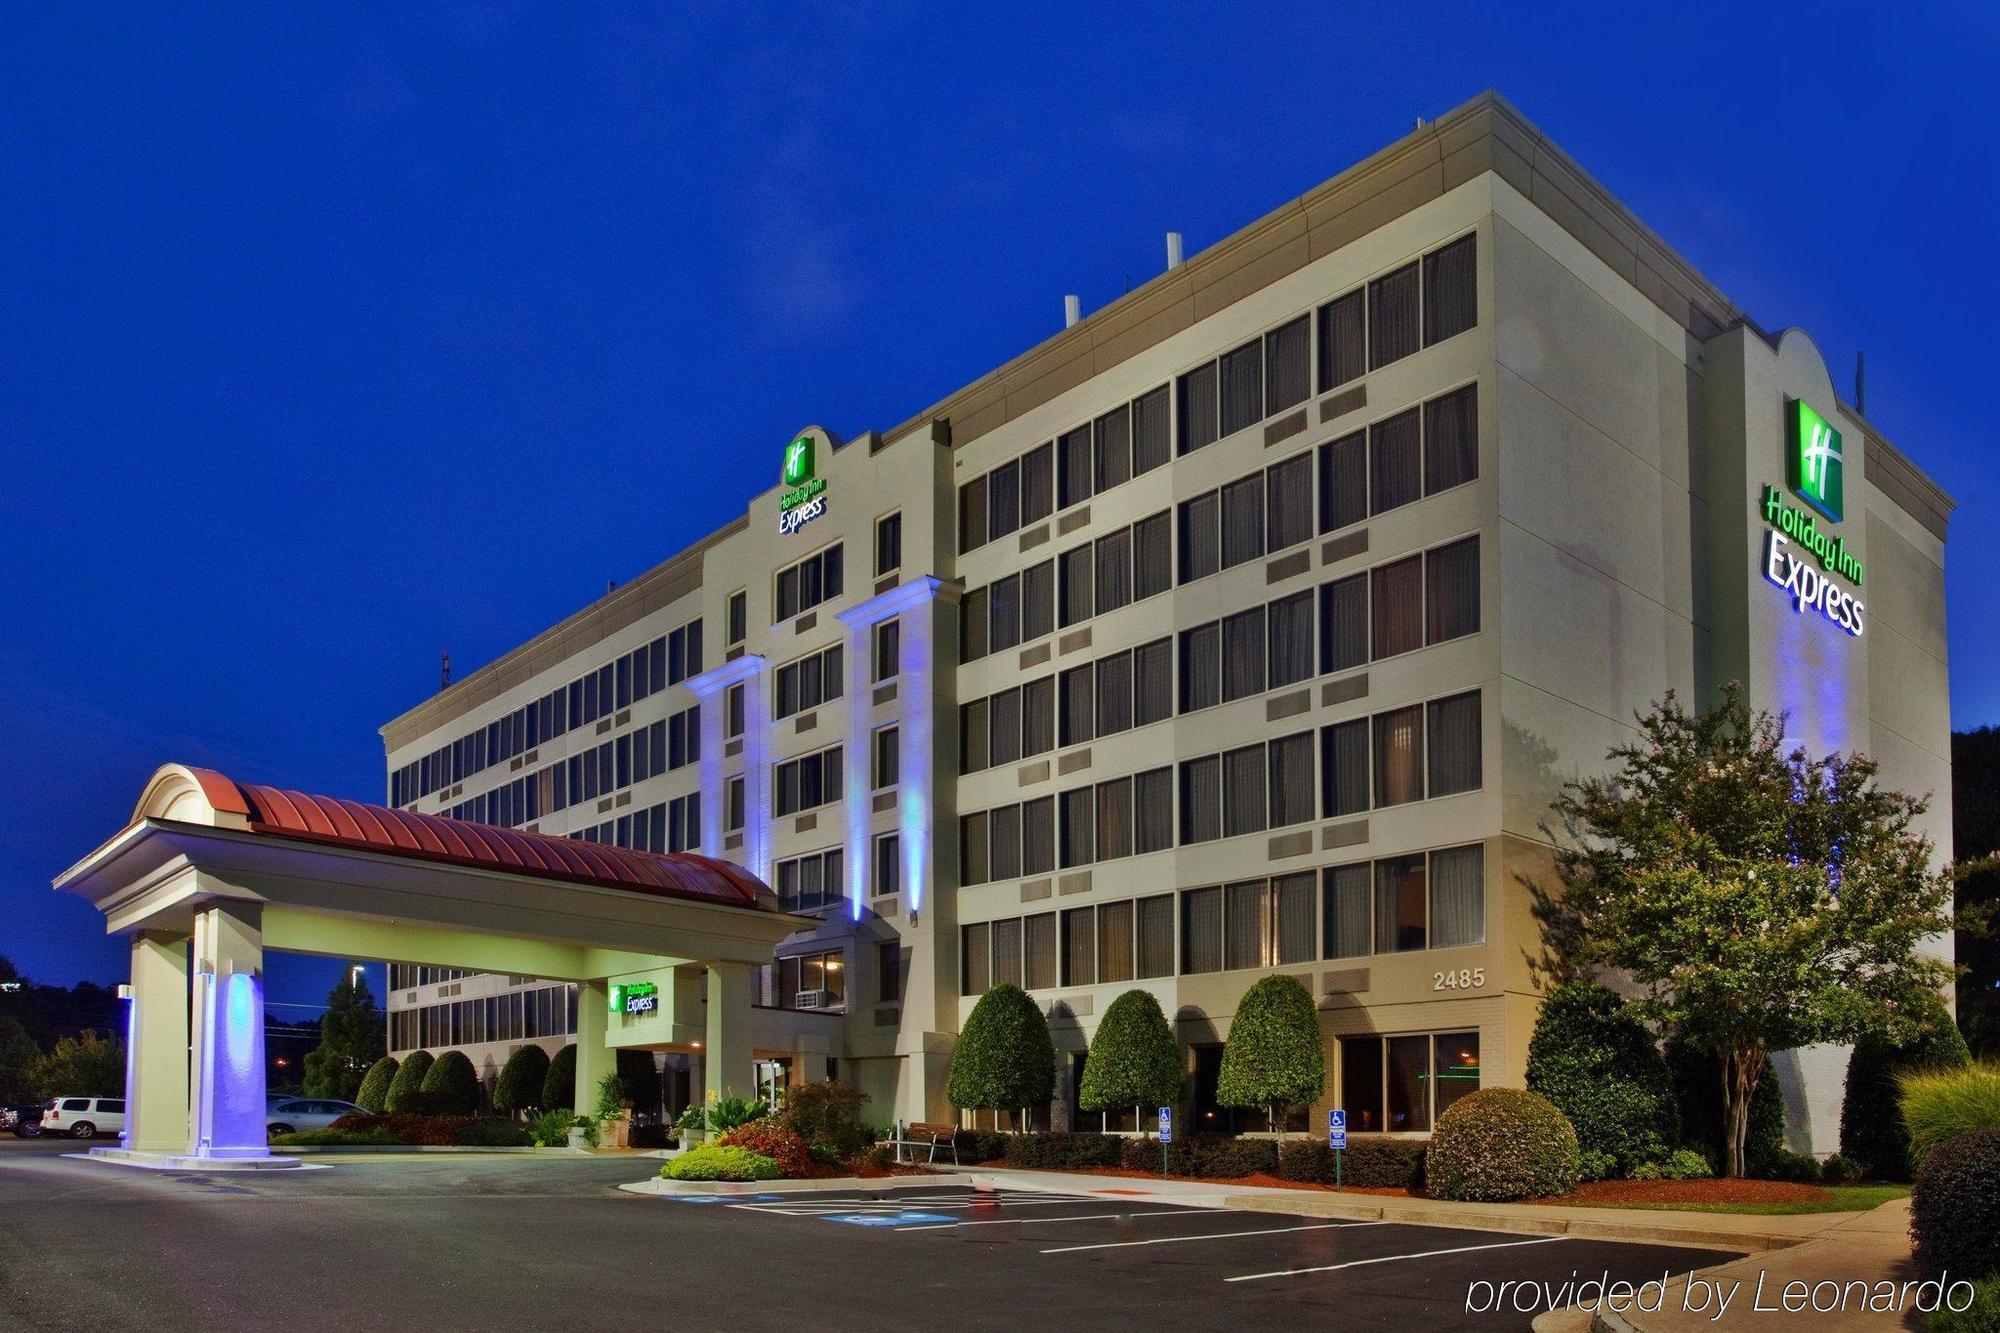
[826,1211,958,1227]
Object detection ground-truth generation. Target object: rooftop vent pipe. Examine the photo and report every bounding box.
[1166,232,1184,270]
[1064,294,1081,328]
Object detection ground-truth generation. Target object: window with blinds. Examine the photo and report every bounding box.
[1269,590,1315,688]
[1221,474,1266,570]
[1321,718,1369,818]
[1060,787,1095,868]
[1318,288,1367,392]
[1374,854,1427,952]
[775,745,842,816]
[1323,864,1371,958]
[1424,384,1478,495]
[1179,755,1222,844]
[1319,574,1367,674]
[989,687,1022,766]
[1059,666,1094,747]
[1427,691,1483,796]
[992,917,1023,988]
[961,922,991,995]
[1133,385,1172,476]
[989,575,1021,653]
[1021,560,1055,642]
[1024,913,1058,990]
[1136,894,1174,977]
[1180,622,1221,713]
[1057,426,1093,510]
[1221,607,1266,702]
[1022,796,1055,876]
[1424,233,1476,347]
[1274,871,1316,964]
[1134,511,1172,600]
[1373,705,1425,807]
[1095,405,1131,492]
[1369,406,1423,514]
[1181,886,1223,973]
[1097,899,1135,983]
[958,475,988,554]
[1135,767,1173,853]
[1177,361,1219,455]
[1429,843,1485,948]
[989,804,1022,881]
[775,644,843,719]
[1220,338,1263,437]
[1059,545,1094,627]
[1268,732,1315,827]
[1022,443,1054,526]
[1022,677,1055,757]
[1371,555,1424,659]
[1096,650,1133,736]
[1266,451,1314,551]
[1426,536,1480,643]
[960,697,989,774]
[1318,431,1367,534]
[1224,880,1268,970]
[1095,529,1133,615]
[1266,314,1311,415]
[989,458,1021,539]
[1222,744,1268,838]
[960,811,989,886]
[1179,490,1221,583]
[1135,638,1173,726]
[1062,907,1095,986]
[1096,777,1133,861]
[1368,261,1421,369]
[960,585,988,663]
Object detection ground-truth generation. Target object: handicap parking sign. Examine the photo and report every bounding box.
[1328,1108,1346,1151]
[1157,1106,1172,1145]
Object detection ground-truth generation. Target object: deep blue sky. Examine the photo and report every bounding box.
[4,4,1996,1001]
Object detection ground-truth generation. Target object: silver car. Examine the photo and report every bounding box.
[265,1097,364,1137]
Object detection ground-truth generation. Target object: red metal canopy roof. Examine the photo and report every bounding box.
[173,768,776,911]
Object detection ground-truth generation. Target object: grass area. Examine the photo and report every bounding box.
[1568,1184,1910,1216]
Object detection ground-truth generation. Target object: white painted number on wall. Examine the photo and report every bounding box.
[1433,967,1486,992]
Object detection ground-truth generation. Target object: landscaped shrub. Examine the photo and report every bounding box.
[1926,1275,2000,1333]
[1842,994,1973,1181]
[1667,1037,1785,1175]
[270,1127,404,1147]
[708,1096,767,1132]
[493,1044,551,1117]
[663,1143,782,1182]
[1117,1134,1278,1179]
[1216,976,1324,1132]
[1909,1128,2000,1281]
[1426,1088,1581,1202]
[1759,1148,1822,1183]
[776,1080,872,1157]
[420,1050,482,1115]
[384,1050,433,1114]
[1901,1064,2000,1170]
[1628,1148,1714,1182]
[1817,1153,1863,1184]
[1079,990,1183,1119]
[953,1129,1009,1164]
[454,1118,532,1147]
[527,1108,575,1147]
[998,1132,1122,1170]
[542,1044,577,1112]
[948,983,1056,1118]
[325,1112,525,1147]
[1275,1136,1427,1189]
[719,1122,813,1177]
[1525,982,1678,1177]
[354,1056,399,1114]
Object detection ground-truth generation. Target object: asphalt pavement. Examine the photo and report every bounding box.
[0,1137,1739,1331]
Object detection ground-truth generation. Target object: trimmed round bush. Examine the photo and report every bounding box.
[663,1142,782,1182]
[948,983,1055,1116]
[1910,1128,2000,1281]
[718,1122,813,1177]
[1079,990,1183,1117]
[1427,1088,1582,1202]
[493,1044,551,1116]
[542,1044,578,1113]
[1216,975,1324,1129]
[354,1056,399,1114]
[1525,982,1678,1176]
[383,1050,433,1114]
[1842,994,1972,1181]
[419,1050,481,1115]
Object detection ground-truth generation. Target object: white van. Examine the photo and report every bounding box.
[41,1096,125,1139]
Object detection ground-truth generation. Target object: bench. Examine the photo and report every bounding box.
[891,1121,961,1167]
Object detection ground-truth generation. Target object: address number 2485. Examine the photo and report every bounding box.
[1433,967,1486,992]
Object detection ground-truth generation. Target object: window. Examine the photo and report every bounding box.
[1266,451,1313,552]
[1429,843,1485,948]
[879,940,903,1003]
[1060,787,1094,868]
[1059,544,1093,627]
[1021,560,1055,642]
[1432,1031,1482,1120]
[1095,650,1132,737]
[1323,864,1371,959]
[775,644,843,720]
[1181,886,1223,974]
[1133,511,1172,600]
[1339,1035,1386,1134]
[1369,407,1422,514]
[1134,639,1173,726]
[1221,744,1267,837]
[1426,691,1482,796]
[872,725,899,790]
[1321,718,1369,818]
[1132,385,1171,475]
[1219,337,1263,437]
[1177,361,1218,455]
[1373,705,1425,807]
[1022,796,1055,876]
[992,919,1022,988]
[874,832,901,898]
[961,922,991,994]
[1268,731,1315,827]
[1425,536,1479,643]
[1058,424,1093,509]
[989,458,1021,539]
[1059,665,1093,747]
[1179,754,1221,844]
[873,618,900,682]
[958,475,988,554]
[1275,871,1315,964]
[1221,607,1266,703]
[1268,590,1314,688]
[959,585,988,662]
[1424,233,1476,347]
[1098,899,1134,983]
[1220,474,1265,569]
[960,811,989,886]
[1368,261,1420,369]
[1179,622,1220,713]
[1318,288,1366,392]
[1224,879,1268,971]
[1021,442,1054,525]
[1374,854,1427,952]
[1024,912,1057,990]
[959,697,989,774]
[1094,529,1132,615]
[726,775,745,832]
[775,544,843,621]
[989,574,1021,652]
[727,590,747,644]
[1387,1034,1431,1131]
[1318,430,1366,535]
[726,681,745,738]
[1266,314,1310,415]
[989,803,1021,880]
[775,847,844,912]
[989,687,1022,766]
[875,512,902,577]
[1371,555,1424,659]
[1095,776,1133,861]
[774,745,843,816]
[1179,490,1221,585]
[1424,383,1478,496]
[1021,676,1055,757]
[1094,405,1131,493]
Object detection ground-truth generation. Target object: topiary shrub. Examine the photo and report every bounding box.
[1667,1036,1785,1175]
[1427,1088,1581,1202]
[420,1050,481,1115]
[384,1050,433,1114]
[776,1080,872,1157]
[1842,994,1973,1181]
[663,1142,782,1182]
[493,1044,552,1117]
[1525,982,1679,1177]
[1901,1063,2000,1171]
[947,983,1055,1120]
[999,1132,1123,1170]
[354,1056,399,1114]
[542,1045,577,1112]
[1216,976,1324,1132]
[1910,1128,2000,1281]
[1079,990,1183,1120]
[719,1122,814,1177]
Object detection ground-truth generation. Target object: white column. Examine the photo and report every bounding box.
[190,902,267,1159]
[124,930,190,1154]
[703,961,756,1102]
[574,979,612,1122]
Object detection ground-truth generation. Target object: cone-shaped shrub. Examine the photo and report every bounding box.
[1079,989,1182,1117]
[1216,975,1323,1130]
[420,1049,481,1115]
[1525,981,1678,1176]
[493,1044,551,1116]
[1840,991,1971,1180]
[948,983,1055,1117]
[542,1044,578,1112]
[354,1056,399,1114]
[384,1050,433,1113]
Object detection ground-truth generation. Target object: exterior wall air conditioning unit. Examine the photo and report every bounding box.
[794,989,829,1010]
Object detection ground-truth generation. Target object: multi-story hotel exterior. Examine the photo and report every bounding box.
[378,92,1952,1153]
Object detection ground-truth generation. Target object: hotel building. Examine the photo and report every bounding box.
[378,92,1952,1152]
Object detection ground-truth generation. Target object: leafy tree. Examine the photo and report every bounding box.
[419,1050,481,1114]
[542,1044,578,1112]
[1540,685,1955,1177]
[302,967,384,1101]
[1666,1034,1785,1175]
[1950,726,2000,1058]
[1216,975,1323,1131]
[1079,989,1182,1122]
[493,1044,550,1116]
[354,1055,399,1113]
[384,1049,433,1113]
[31,1030,124,1099]
[0,1014,43,1104]
[1525,982,1678,1176]
[947,984,1055,1124]
[1840,990,1971,1180]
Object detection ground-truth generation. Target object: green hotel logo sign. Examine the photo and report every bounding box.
[778,433,828,536]
[1788,397,1844,521]
[608,982,659,1016]
[1759,398,1864,638]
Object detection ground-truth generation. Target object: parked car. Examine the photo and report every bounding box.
[265,1098,364,1137]
[41,1096,125,1140]
[1,1104,46,1137]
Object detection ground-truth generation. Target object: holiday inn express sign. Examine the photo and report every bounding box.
[1761,397,1865,637]
[778,432,828,536]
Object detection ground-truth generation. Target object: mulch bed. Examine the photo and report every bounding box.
[1550,1179,1830,1206]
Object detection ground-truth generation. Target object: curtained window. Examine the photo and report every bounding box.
[1059,665,1095,747]
[1133,511,1172,600]
[1179,622,1221,713]
[988,804,1022,882]
[988,688,1022,767]
[961,923,990,995]
[1220,474,1265,570]
[992,919,1023,989]
[1369,407,1423,514]
[1222,744,1268,837]
[989,459,1021,539]
[1097,899,1135,983]
[1178,362,1219,455]
[1021,677,1055,757]
[1374,854,1427,953]
[1058,425,1093,510]
[1268,590,1314,688]
[1266,451,1314,551]
[1429,844,1485,948]
[1318,288,1366,392]
[1094,405,1132,493]
[1095,528,1133,615]
[1368,261,1420,369]
[1371,555,1424,659]
[1265,315,1311,415]
[1179,755,1221,844]
[1062,907,1096,986]
[1021,797,1055,876]
[1136,894,1174,977]
[1178,491,1220,583]
[1321,719,1369,818]
[1373,705,1425,807]
[1221,607,1267,702]
[1134,767,1173,853]
[1096,777,1133,861]
[1181,887,1223,974]
[1427,690,1482,796]
[989,574,1021,652]
[958,475,988,554]
[1024,913,1057,991]
[1134,638,1174,726]
[1095,650,1133,737]
[1423,234,1477,347]
[1021,443,1054,526]
[1322,864,1371,958]
[1021,560,1055,642]
[959,585,988,662]
[959,811,988,886]
[960,698,989,774]
[1220,338,1263,436]
[1060,787,1095,868]
[1132,385,1171,475]
[1275,871,1316,964]
[1267,731,1315,828]
[1319,574,1368,674]
[1225,880,1268,971]
[1425,536,1480,644]
[1318,431,1367,534]
[1424,383,1479,495]
[1059,544,1094,627]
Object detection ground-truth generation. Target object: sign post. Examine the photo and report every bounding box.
[1328,1108,1347,1189]
[1157,1106,1172,1178]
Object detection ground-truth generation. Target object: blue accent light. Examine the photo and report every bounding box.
[197,967,269,1159]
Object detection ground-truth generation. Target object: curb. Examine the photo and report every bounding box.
[622,1172,973,1198]
[1219,1193,1803,1254]
[276,1145,592,1156]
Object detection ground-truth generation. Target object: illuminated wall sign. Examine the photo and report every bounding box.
[1759,397,1865,637]
[608,982,659,1016]
[778,433,828,536]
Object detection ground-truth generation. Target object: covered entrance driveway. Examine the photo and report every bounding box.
[55,764,802,1164]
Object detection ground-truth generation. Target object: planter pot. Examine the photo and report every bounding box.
[567,1127,593,1149]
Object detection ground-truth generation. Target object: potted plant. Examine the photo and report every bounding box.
[594,1071,631,1149]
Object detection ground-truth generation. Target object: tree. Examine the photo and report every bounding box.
[1524,981,1679,1176]
[1950,726,2000,1058]
[493,1044,550,1117]
[0,1014,43,1105]
[1540,685,1954,1176]
[542,1044,578,1112]
[301,967,384,1101]
[30,1030,124,1099]
[385,1049,433,1113]
[420,1050,481,1114]
[1079,990,1182,1123]
[947,984,1055,1126]
[1840,990,1971,1180]
[617,1048,660,1115]
[354,1055,399,1113]
[1216,975,1323,1132]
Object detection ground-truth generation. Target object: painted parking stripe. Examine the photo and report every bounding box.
[1224,1233,1570,1283]
[1042,1220,1383,1254]
[899,1207,1222,1232]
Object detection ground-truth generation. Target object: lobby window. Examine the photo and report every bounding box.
[872,618,900,683]
[775,644,843,720]
[1423,234,1477,347]
[774,848,844,914]
[726,682,745,738]
[1368,261,1421,369]
[872,725,899,790]
[725,775,745,833]
[875,512,902,578]
[1094,404,1131,492]
[775,543,843,622]
[774,744,843,816]
[727,589,747,645]
[874,831,900,898]
[1058,424,1093,510]
[1339,1031,1480,1134]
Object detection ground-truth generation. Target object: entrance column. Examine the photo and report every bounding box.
[574,979,612,1124]
[190,902,268,1159]
[704,961,756,1102]
[124,930,190,1154]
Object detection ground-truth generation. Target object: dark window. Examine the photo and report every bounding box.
[1219,474,1265,570]
[1060,787,1095,868]
[1021,797,1055,876]
[1136,893,1174,977]
[1368,261,1420,369]
[1096,777,1132,861]
[1094,528,1132,616]
[959,585,988,662]
[1059,665,1094,747]
[1317,431,1368,534]
[1425,536,1480,644]
[1323,864,1371,959]
[1179,754,1221,844]
[960,811,989,886]
[1268,731,1315,827]
[1178,491,1220,583]
[1318,573,1367,674]
[1132,385,1172,475]
[727,590,747,644]
[1339,1034,1385,1134]
[1371,555,1424,659]
[1062,906,1096,986]
[1095,649,1133,736]
[1268,590,1314,688]
[1374,855,1427,953]
[1181,886,1222,974]
[1021,676,1055,757]
[960,697,989,773]
[1266,452,1313,552]
[1058,425,1093,509]
[1059,544,1093,627]
[1318,288,1367,392]
[989,459,1021,539]
[1427,691,1482,796]
[1423,383,1478,496]
[1021,442,1055,526]
[1221,744,1267,837]
[1133,511,1172,600]
[1265,314,1311,415]
[879,938,903,1002]
[1219,338,1263,437]
[873,619,900,682]
[1133,638,1173,727]
[1221,607,1266,702]
[989,574,1021,652]
[1021,560,1055,642]
[873,725,900,790]
[1372,705,1425,807]
[1134,768,1173,854]
[989,804,1021,881]
[1094,405,1131,493]
[1321,719,1369,818]
[875,512,902,576]
[989,687,1022,767]
[1423,234,1477,347]
[1179,621,1220,713]
[1369,408,1422,515]
[1177,362,1219,455]
[958,476,988,553]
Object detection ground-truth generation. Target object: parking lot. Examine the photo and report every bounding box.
[0,1141,1740,1331]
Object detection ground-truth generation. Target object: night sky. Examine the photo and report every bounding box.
[4,4,1996,1007]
